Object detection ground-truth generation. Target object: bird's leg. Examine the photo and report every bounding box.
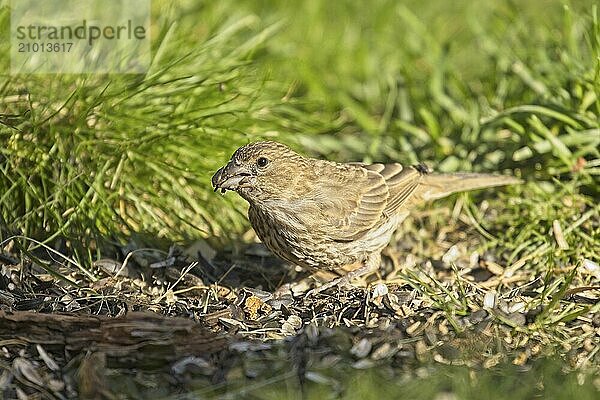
[306,253,381,296]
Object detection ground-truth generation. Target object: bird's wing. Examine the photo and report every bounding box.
[306,161,390,241]
[362,163,425,216]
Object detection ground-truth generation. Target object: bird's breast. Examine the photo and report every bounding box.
[248,203,360,270]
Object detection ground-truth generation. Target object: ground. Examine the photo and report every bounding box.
[1,197,598,398]
[0,0,599,398]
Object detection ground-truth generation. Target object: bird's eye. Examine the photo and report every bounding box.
[257,157,269,168]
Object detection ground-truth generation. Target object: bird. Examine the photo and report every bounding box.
[211,141,521,293]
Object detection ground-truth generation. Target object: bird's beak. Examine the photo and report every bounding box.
[212,163,252,193]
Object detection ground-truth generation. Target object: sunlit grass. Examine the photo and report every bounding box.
[1,0,598,255]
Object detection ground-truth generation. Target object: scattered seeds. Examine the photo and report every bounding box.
[350,338,372,358]
[483,291,497,309]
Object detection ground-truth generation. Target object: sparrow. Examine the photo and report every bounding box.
[212,141,521,293]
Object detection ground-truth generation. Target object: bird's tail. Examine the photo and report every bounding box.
[418,173,522,201]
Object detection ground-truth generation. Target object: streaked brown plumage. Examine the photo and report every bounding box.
[212,141,521,292]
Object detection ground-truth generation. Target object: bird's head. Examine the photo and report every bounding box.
[212,141,308,203]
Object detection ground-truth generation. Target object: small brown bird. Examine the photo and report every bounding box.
[212,141,521,292]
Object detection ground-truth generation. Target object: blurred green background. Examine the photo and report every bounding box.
[0,0,598,254]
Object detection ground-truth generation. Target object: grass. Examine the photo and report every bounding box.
[0,0,599,398]
[1,0,598,255]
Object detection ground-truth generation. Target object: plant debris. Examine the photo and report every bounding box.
[1,201,598,398]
